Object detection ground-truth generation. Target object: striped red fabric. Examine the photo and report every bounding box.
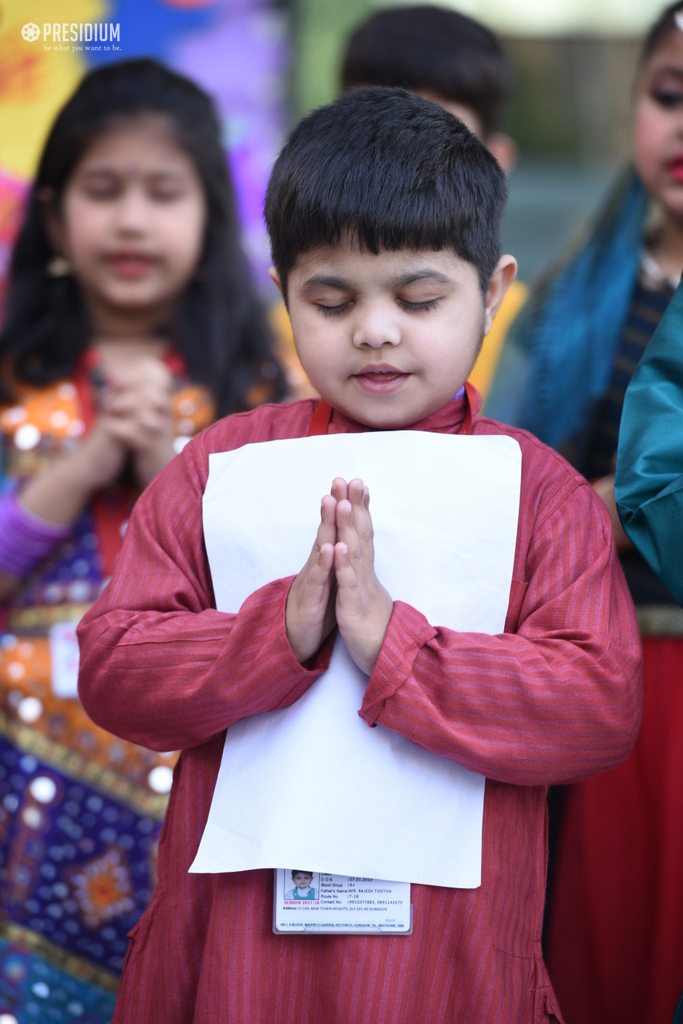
[77,393,642,1024]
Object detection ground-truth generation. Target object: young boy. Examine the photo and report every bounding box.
[342,4,526,398]
[78,89,641,1023]
[285,871,317,900]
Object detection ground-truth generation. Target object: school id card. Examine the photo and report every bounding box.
[49,620,82,697]
[273,870,412,934]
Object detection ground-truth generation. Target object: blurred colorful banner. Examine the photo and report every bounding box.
[0,0,289,296]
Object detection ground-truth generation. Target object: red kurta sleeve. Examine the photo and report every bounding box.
[360,472,642,787]
[77,413,330,752]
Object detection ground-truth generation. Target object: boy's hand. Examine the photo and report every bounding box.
[285,481,343,663]
[334,478,393,676]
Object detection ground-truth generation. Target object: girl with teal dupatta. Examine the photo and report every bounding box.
[486,167,648,457]
[487,6,683,1024]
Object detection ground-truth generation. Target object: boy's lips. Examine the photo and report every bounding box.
[353,364,410,394]
[104,252,159,279]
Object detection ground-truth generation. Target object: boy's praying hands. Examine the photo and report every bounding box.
[286,476,393,675]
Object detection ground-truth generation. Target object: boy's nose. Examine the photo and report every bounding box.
[352,317,401,348]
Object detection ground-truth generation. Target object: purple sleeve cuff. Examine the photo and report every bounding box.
[0,491,71,578]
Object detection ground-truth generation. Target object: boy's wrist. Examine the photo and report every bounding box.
[337,594,393,677]
[360,601,436,727]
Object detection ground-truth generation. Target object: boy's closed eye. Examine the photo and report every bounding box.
[316,299,354,317]
[316,296,441,317]
[396,292,442,313]
[303,279,354,318]
[312,291,444,318]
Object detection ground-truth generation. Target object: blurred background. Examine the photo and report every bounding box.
[0,0,669,293]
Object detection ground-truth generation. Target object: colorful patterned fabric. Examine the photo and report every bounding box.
[0,936,117,1023]
[0,368,214,1022]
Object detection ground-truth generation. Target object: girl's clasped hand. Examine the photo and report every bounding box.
[20,354,177,538]
[70,354,176,493]
[286,477,394,676]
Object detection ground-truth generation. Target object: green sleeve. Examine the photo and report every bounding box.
[615,279,683,605]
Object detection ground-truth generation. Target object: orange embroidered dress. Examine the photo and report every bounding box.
[0,362,213,1022]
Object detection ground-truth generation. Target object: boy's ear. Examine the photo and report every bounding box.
[485,133,518,176]
[484,255,517,335]
[269,266,283,295]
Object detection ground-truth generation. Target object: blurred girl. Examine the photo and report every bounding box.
[0,59,283,1021]
[487,6,683,1023]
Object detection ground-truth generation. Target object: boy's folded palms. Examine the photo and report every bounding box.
[285,477,393,676]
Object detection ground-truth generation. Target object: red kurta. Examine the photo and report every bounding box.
[77,395,642,1024]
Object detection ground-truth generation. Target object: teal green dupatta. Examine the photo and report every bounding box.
[616,277,683,607]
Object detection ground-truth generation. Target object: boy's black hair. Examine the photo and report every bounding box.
[265,88,507,295]
[0,58,285,415]
[291,870,313,878]
[341,6,512,136]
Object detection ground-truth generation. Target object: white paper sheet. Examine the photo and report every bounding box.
[191,430,521,888]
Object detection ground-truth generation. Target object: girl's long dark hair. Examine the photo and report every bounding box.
[0,58,285,416]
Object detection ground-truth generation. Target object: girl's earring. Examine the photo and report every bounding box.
[47,254,71,278]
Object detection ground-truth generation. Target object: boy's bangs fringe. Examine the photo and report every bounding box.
[295,212,465,265]
[283,183,490,289]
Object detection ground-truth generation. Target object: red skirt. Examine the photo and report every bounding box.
[547,637,683,1024]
